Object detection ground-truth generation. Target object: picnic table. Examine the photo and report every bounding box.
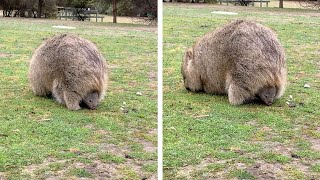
[58,7,104,22]
[218,0,270,7]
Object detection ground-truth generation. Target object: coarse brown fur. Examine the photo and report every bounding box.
[182,20,287,105]
[29,34,107,110]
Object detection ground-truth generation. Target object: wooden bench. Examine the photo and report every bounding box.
[218,0,270,7]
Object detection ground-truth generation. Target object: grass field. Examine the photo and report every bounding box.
[163,3,320,179]
[0,18,157,179]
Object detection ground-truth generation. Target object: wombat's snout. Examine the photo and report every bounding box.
[186,87,191,91]
[265,101,273,106]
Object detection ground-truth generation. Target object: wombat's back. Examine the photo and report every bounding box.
[226,20,286,100]
[196,20,285,70]
[50,34,107,96]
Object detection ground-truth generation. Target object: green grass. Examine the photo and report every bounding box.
[206,163,226,172]
[163,3,320,179]
[229,169,255,179]
[262,152,291,164]
[68,168,93,178]
[143,162,158,173]
[312,164,320,173]
[0,17,157,179]
[48,162,66,171]
[98,152,126,164]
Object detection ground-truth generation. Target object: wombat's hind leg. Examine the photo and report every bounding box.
[52,80,65,104]
[227,83,250,105]
[31,84,50,96]
[63,91,81,111]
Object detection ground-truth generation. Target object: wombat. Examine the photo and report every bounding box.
[29,34,107,110]
[182,20,287,105]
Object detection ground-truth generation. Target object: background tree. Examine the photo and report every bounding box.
[37,0,43,18]
[97,0,157,23]
[1,0,158,24]
[299,0,320,9]
[112,0,117,23]
[130,0,157,20]
[279,0,283,8]
[65,0,94,8]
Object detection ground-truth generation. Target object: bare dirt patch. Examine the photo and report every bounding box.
[132,136,157,154]
[22,158,67,179]
[246,161,285,179]
[317,61,320,70]
[17,127,156,179]
[19,146,155,179]
[148,72,157,81]
[247,159,318,179]
[148,71,157,91]
[141,140,157,153]
[176,165,194,178]
[177,157,214,177]
[97,141,156,179]
[128,81,138,87]
[125,129,157,154]
[96,150,154,179]
[0,172,7,179]
[73,160,120,179]
[149,82,157,91]
[0,53,10,58]
[310,138,320,151]
[262,141,296,157]
[99,143,130,157]
[148,128,157,137]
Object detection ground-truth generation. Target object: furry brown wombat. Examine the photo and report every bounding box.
[29,34,107,110]
[182,20,287,105]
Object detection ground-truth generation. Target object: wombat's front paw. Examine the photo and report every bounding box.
[66,103,81,111]
[228,95,244,105]
[228,84,245,105]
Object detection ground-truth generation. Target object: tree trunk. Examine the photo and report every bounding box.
[20,9,26,17]
[37,0,43,18]
[27,9,33,18]
[112,0,117,23]
[279,0,283,8]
